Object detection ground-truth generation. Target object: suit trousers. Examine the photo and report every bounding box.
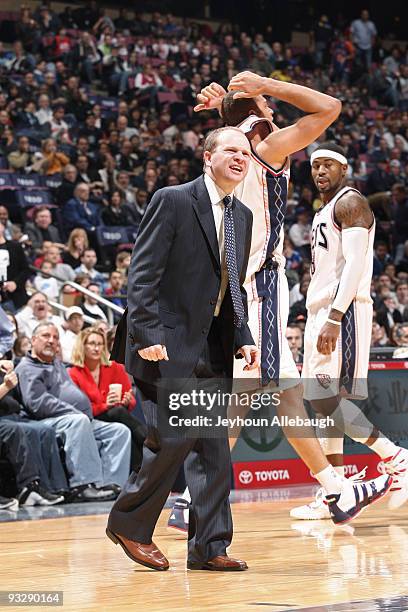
[107,317,233,564]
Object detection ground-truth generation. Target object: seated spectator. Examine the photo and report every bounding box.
[134,62,163,110]
[250,47,273,77]
[76,154,100,185]
[13,335,31,363]
[15,323,131,500]
[92,319,111,337]
[36,138,70,176]
[395,281,408,319]
[116,170,137,206]
[288,208,312,260]
[391,184,408,259]
[283,237,303,273]
[289,277,309,324]
[42,243,76,287]
[81,283,108,324]
[101,190,129,226]
[0,222,31,312]
[49,105,70,142]
[78,112,103,150]
[115,251,131,278]
[0,360,66,505]
[123,188,148,226]
[71,31,101,84]
[63,183,101,235]
[366,156,394,195]
[25,206,62,254]
[0,206,14,241]
[15,292,65,339]
[62,229,89,269]
[285,324,303,364]
[56,164,79,205]
[105,270,127,321]
[69,327,145,471]
[376,296,403,337]
[392,322,408,358]
[371,321,389,347]
[115,140,140,175]
[7,136,33,171]
[373,241,394,276]
[33,261,59,300]
[74,248,106,285]
[61,306,85,363]
[35,94,53,125]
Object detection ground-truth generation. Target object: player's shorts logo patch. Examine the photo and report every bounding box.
[316,373,332,389]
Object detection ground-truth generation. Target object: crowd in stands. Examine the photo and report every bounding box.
[0,2,408,507]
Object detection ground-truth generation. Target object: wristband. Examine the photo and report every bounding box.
[327,318,341,326]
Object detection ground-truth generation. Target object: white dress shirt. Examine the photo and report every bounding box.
[203,173,234,316]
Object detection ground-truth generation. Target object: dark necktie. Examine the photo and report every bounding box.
[223,195,245,328]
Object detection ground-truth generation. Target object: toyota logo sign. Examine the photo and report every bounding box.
[238,470,253,485]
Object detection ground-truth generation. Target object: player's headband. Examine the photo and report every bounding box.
[310,149,348,166]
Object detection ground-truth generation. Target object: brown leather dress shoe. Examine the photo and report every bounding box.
[106,528,169,571]
[187,555,248,571]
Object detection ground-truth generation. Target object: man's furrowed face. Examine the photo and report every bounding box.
[204,130,251,188]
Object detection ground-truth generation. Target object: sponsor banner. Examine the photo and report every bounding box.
[368,361,408,370]
[233,453,381,489]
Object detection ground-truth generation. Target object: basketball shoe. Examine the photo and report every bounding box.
[381,448,408,510]
[290,470,392,524]
[167,498,189,533]
[290,468,368,521]
[326,473,392,524]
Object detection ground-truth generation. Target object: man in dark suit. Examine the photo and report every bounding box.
[107,126,259,572]
[62,182,100,235]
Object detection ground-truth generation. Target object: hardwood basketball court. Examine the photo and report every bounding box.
[1,489,408,611]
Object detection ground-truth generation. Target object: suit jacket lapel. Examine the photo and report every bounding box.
[192,175,221,268]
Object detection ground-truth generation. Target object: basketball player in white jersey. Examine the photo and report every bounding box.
[168,73,392,531]
[291,142,408,520]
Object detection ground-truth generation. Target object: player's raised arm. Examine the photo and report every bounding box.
[228,71,341,167]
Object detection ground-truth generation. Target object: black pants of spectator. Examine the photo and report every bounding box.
[0,420,39,492]
[96,406,146,472]
[0,416,68,492]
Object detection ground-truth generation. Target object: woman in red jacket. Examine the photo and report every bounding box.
[69,327,145,471]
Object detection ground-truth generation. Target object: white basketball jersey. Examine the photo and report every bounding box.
[234,115,290,299]
[307,186,375,311]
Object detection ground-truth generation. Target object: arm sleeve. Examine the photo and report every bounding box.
[127,188,176,350]
[331,227,370,313]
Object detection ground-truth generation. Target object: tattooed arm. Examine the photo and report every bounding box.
[317,191,374,355]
